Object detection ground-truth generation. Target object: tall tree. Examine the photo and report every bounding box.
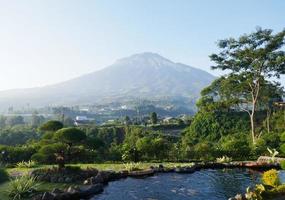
[210,28,285,144]
[150,112,158,124]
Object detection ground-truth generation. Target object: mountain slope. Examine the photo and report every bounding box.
[0,52,215,110]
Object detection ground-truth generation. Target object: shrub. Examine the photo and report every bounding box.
[216,156,232,163]
[174,163,194,168]
[16,160,37,168]
[267,147,279,163]
[0,168,9,183]
[8,175,39,200]
[123,162,142,172]
[0,145,36,164]
[262,169,280,188]
[244,184,265,200]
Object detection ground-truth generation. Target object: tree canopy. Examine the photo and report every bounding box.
[209,28,285,144]
[39,120,63,132]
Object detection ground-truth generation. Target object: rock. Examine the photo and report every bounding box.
[174,167,195,173]
[107,171,122,181]
[57,177,64,183]
[32,194,43,200]
[66,186,80,193]
[50,176,58,183]
[120,170,129,178]
[234,194,245,200]
[128,169,155,177]
[89,176,100,184]
[54,192,73,200]
[51,188,63,195]
[79,184,104,198]
[92,173,104,184]
[63,186,81,200]
[257,156,285,164]
[42,175,51,182]
[64,177,72,183]
[41,192,55,200]
[83,179,90,185]
[37,175,44,181]
[89,170,114,184]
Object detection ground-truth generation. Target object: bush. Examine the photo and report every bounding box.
[8,175,39,200]
[216,156,232,163]
[16,160,37,168]
[0,145,36,164]
[123,162,142,172]
[0,168,9,183]
[262,169,280,188]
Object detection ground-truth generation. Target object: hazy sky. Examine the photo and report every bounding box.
[0,0,284,91]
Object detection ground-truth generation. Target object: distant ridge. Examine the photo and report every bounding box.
[0,52,215,110]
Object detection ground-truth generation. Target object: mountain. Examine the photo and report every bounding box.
[0,52,215,110]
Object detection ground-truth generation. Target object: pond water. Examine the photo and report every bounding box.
[92,169,285,200]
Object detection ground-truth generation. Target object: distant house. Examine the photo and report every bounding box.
[163,117,176,124]
[274,102,285,107]
[74,116,94,126]
[79,108,89,112]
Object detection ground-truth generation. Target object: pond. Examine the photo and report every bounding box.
[92,169,285,200]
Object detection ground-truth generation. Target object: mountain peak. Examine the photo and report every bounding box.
[115,52,174,67]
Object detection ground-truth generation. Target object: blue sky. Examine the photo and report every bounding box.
[0,0,284,90]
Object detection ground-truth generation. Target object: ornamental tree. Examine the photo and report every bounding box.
[39,120,63,132]
[33,127,86,168]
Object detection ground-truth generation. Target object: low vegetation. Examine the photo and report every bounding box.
[16,160,37,169]
[262,169,280,188]
[0,168,9,183]
[237,169,285,200]
[216,156,232,163]
[8,175,39,200]
[123,162,142,172]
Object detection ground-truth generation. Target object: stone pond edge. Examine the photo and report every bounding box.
[33,161,281,200]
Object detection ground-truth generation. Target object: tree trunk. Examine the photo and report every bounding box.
[249,79,260,146]
[267,109,270,133]
[58,162,65,169]
[250,113,256,145]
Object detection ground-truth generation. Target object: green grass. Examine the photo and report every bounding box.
[6,162,190,175]
[69,162,192,171]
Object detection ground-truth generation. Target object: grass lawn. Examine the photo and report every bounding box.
[6,162,192,175]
